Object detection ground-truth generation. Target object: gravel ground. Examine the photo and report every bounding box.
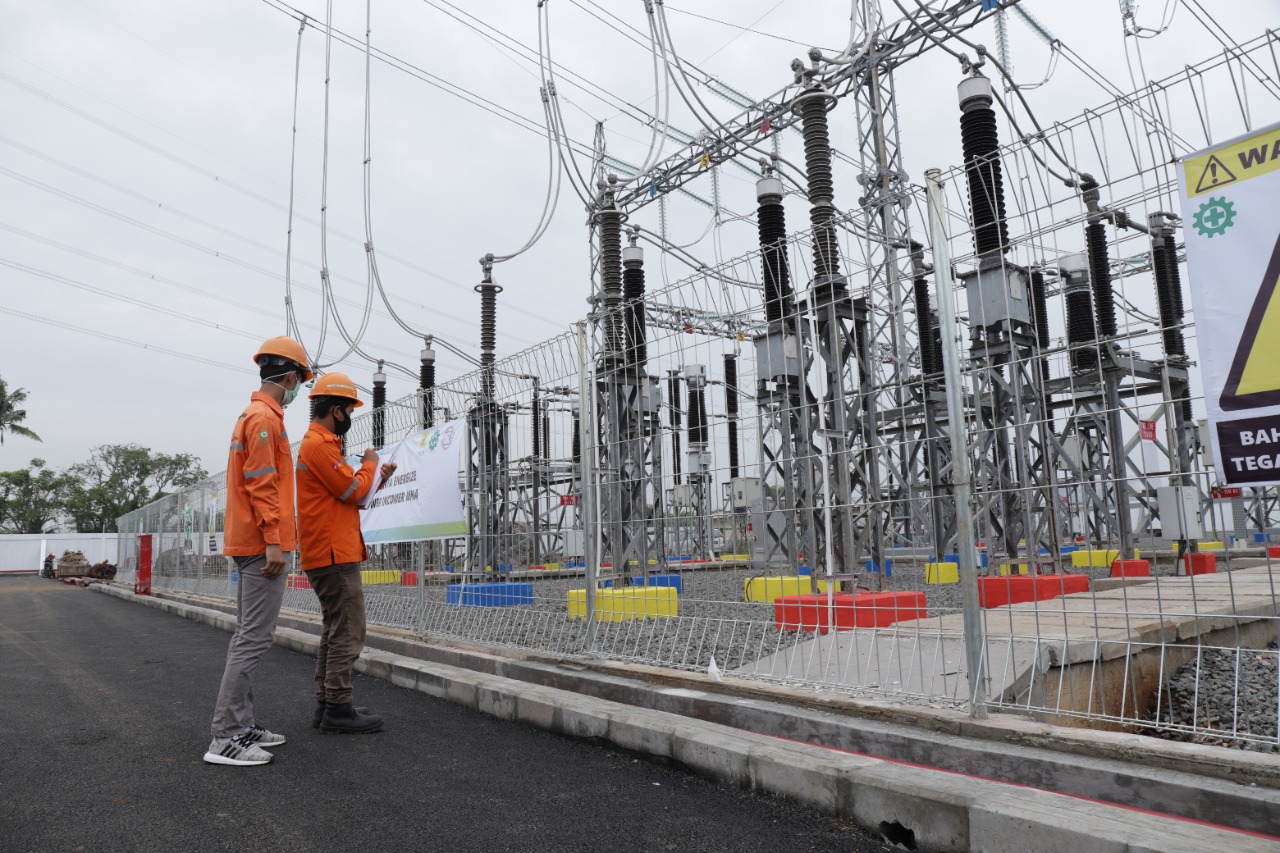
[1150,641,1280,753]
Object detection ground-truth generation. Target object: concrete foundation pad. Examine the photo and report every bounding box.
[94,584,1280,850]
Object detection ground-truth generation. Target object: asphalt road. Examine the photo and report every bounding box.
[1,576,889,853]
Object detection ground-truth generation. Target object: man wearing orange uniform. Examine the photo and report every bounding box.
[296,373,396,734]
[204,337,310,767]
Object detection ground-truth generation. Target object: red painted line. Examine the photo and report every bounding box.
[760,732,1280,843]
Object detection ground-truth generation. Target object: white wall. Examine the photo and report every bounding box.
[0,533,118,574]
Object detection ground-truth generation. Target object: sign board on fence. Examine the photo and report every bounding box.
[1211,485,1243,500]
[1180,120,1280,485]
[1139,420,1157,441]
[360,419,468,544]
[559,494,579,507]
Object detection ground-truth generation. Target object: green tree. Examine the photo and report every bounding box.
[0,378,42,445]
[64,444,208,532]
[0,459,74,533]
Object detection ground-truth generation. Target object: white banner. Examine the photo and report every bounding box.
[1179,120,1280,486]
[360,419,468,543]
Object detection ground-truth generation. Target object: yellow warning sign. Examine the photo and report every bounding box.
[1193,154,1236,194]
[1221,232,1280,411]
[1185,125,1280,197]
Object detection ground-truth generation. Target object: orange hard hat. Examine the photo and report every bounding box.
[309,372,363,406]
[254,336,313,381]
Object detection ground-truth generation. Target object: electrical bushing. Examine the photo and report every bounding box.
[622,240,646,367]
[1061,252,1098,372]
[958,75,1010,258]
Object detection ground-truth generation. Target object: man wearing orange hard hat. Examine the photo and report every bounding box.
[204,336,311,767]
[296,372,396,734]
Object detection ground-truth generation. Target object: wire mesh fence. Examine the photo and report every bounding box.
[114,33,1280,750]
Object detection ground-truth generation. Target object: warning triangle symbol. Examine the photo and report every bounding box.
[1195,154,1238,194]
[1221,232,1280,411]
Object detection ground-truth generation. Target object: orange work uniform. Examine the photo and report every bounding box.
[224,392,296,556]
[296,422,378,571]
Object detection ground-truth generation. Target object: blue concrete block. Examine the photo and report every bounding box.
[1255,533,1273,544]
[944,552,959,565]
[1060,546,1079,554]
[230,571,239,584]
[446,582,534,607]
[864,559,894,578]
[797,565,811,576]
[629,573,683,595]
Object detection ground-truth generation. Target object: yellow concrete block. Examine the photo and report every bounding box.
[999,562,1031,576]
[1180,541,1224,551]
[744,575,814,602]
[816,579,842,593]
[546,562,560,571]
[567,587,679,621]
[360,569,399,585]
[926,562,959,584]
[1070,549,1118,568]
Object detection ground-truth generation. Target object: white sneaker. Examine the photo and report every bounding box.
[243,724,286,747]
[202,733,274,766]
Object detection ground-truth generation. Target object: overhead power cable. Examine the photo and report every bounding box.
[0,305,253,374]
[0,69,555,322]
[0,258,264,341]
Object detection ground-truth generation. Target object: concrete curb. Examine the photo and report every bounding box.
[92,584,1280,852]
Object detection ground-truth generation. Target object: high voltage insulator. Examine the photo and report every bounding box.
[667,371,682,485]
[622,235,647,367]
[1028,268,1053,388]
[756,175,795,328]
[420,344,435,428]
[571,407,581,465]
[1061,252,1098,373]
[598,205,625,359]
[476,261,502,400]
[958,76,1010,258]
[531,391,542,460]
[1152,225,1187,359]
[686,365,708,447]
[1086,220,1119,339]
[723,354,740,480]
[797,88,843,289]
[372,361,387,450]
[912,274,941,377]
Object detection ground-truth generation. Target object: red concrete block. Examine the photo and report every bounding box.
[1268,545,1280,559]
[1035,574,1090,600]
[1181,553,1217,575]
[401,571,418,587]
[1111,560,1151,578]
[773,591,926,633]
[978,576,1037,608]
[286,573,312,590]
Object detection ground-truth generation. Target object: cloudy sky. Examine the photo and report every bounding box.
[1,0,1273,481]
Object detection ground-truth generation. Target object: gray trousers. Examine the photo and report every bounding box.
[210,554,287,739]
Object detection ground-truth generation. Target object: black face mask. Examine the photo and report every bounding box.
[333,407,354,437]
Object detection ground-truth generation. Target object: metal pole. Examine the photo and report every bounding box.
[576,323,599,652]
[926,168,988,718]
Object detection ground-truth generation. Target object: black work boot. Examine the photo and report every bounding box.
[312,700,371,729]
[319,701,384,734]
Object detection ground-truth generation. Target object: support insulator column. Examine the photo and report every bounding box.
[958,75,1010,258]
[622,236,647,367]
[372,361,387,450]
[913,274,941,377]
[756,175,795,328]
[1028,269,1053,392]
[1086,221,1118,338]
[598,204,625,361]
[723,354,740,480]
[571,405,582,465]
[797,87,843,292]
[1152,225,1187,360]
[1061,253,1097,372]
[667,372,682,485]
[476,259,502,400]
[420,344,436,428]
